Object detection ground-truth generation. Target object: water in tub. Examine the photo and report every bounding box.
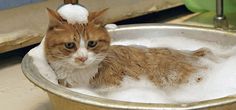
[29,4,236,103]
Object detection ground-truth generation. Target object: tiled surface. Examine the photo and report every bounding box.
[0,53,52,110]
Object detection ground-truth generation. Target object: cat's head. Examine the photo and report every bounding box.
[45,8,110,68]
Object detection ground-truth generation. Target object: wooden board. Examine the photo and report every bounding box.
[0,0,183,53]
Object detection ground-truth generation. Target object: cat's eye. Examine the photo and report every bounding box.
[64,42,76,49]
[87,41,97,48]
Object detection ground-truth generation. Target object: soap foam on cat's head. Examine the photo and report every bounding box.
[57,4,89,24]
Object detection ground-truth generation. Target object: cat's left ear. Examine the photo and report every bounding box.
[88,8,108,27]
[46,8,63,29]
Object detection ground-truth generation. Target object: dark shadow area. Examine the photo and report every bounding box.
[0,44,39,69]
[116,6,192,25]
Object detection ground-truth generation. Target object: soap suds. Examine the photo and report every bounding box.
[105,76,172,103]
[57,4,88,24]
[28,37,58,84]
[29,35,236,103]
[105,24,118,30]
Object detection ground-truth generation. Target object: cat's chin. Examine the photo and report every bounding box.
[76,64,90,69]
[74,62,96,69]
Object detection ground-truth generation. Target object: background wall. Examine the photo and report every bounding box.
[0,0,44,10]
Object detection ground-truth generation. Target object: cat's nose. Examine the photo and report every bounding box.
[76,57,88,62]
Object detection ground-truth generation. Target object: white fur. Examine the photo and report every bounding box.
[49,38,106,87]
[50,60,98,87]
[71,38,101,66]
[57,4,88,24]
[74,38,88,62]
[80,38,86,48]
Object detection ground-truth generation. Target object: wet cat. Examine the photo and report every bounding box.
[45,8,212,89]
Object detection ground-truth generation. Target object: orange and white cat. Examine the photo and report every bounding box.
[45,8,212,89]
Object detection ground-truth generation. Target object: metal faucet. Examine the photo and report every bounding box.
[214,0,229,29]
[64,0,78,4]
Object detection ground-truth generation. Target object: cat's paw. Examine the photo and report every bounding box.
[193,48,222,63]
[193,48,213,57]
[58,79,73,88]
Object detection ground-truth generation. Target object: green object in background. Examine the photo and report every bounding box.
[183,0,236,14]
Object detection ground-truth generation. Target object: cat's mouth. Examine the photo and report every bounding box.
[72,62,89,68]
[74,61,94,68]
[77,64,88,68]
[71,57,102,68]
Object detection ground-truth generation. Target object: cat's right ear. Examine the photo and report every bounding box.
[46,8,63,30]
[88,8,108,27]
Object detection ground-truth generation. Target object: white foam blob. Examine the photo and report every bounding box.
[105,24,118,30]
[29,35,236,104]
[105,76,172,103]
[57,4,88,24]
[28,37,58,84]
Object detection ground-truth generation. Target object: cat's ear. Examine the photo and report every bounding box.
[46,8,63,30]
[88,8,108,27]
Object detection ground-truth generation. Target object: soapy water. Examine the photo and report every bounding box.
[30,3,236,103]
[29,35,236,104]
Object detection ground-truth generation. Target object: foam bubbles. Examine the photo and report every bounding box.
[30,35,236,104]
[105,24,118,30]
[28,37,58,84]
[57,4,88,24]
[105,76,172,103]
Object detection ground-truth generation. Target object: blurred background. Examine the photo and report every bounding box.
[0,0,235,110]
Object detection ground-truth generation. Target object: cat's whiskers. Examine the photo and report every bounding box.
[45,8,111,87]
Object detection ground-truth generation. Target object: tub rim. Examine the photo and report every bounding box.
[21,23,236,110]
